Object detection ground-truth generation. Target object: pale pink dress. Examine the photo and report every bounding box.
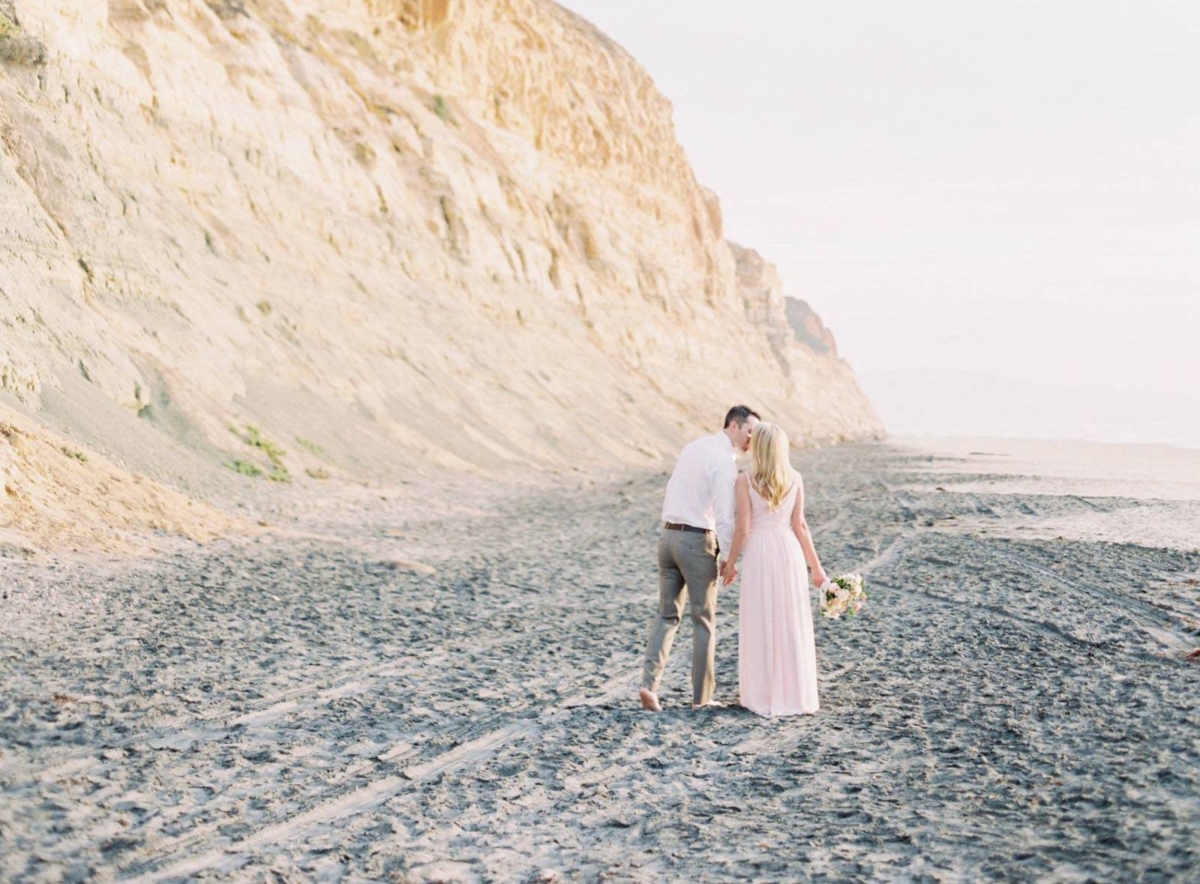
[738,471,820,717]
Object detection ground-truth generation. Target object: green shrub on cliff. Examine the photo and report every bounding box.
[227,425,292,483]
[0,7,46,66]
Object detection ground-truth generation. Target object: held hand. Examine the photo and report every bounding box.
[720,559,737,587]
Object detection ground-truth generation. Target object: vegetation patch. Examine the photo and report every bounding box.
[432,94,455,125]
[0,9,46,66]
[60,446,88,463]
[305,467,331,480]
[295,436,325,456]
[230,424,292,482]
[241,424,285,461]
[229,458,263,478]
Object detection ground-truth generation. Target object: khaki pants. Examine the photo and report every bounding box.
[641,529,720,706]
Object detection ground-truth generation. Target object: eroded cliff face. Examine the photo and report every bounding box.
[0,0,881,547]
[729,241,880,440]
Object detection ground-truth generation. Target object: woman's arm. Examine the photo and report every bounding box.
[791,472,828,588]
[721,474,753,586]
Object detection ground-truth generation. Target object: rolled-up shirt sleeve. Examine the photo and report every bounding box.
[711,455,737,557]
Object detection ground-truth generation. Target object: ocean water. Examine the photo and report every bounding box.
[893,435,1200,551]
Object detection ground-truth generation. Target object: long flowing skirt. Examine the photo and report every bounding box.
[738,530,819,717]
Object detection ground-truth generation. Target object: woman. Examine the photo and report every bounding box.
[722,422,827,717]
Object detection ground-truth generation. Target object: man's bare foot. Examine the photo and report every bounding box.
[639,688,661,712]
[691,700,726,710]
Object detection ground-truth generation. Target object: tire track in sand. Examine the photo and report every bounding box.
[117,666,642,882]
[4,622,560,783]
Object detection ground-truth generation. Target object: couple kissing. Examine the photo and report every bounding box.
[639,406,827,718]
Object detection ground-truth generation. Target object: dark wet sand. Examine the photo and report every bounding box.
[2,442,1199,882]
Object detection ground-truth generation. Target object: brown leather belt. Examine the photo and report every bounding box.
[664,522,711,534]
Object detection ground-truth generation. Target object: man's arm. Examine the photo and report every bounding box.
[711,455,736,559]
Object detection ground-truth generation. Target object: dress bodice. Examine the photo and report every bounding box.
[747,470,800,534]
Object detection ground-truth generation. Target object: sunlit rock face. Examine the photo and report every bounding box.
[785,298,837,357]
[0,0,881,522]
[727,240,879,441]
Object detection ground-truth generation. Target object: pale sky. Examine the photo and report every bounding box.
[559,1,1200,443]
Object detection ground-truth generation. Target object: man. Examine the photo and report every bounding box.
[639,405,761,712]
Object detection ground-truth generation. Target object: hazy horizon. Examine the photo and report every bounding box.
[560,0,1200,442]
[858,365,1200,449]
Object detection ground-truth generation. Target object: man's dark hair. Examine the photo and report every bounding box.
[723,405,761,429]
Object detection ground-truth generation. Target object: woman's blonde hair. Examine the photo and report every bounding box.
[750,422,794,511]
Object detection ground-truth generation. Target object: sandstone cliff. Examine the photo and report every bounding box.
[728,241,880,440]
[0,0,881,548]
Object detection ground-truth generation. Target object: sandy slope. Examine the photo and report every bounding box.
[0,402,241,556]
[2,442,1198,882]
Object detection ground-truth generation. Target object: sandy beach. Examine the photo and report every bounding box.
[2,439,1199,882]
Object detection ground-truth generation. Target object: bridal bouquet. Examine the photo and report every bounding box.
[818,573,867,619]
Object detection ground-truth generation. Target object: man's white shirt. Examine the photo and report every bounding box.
[661,431,737,556]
